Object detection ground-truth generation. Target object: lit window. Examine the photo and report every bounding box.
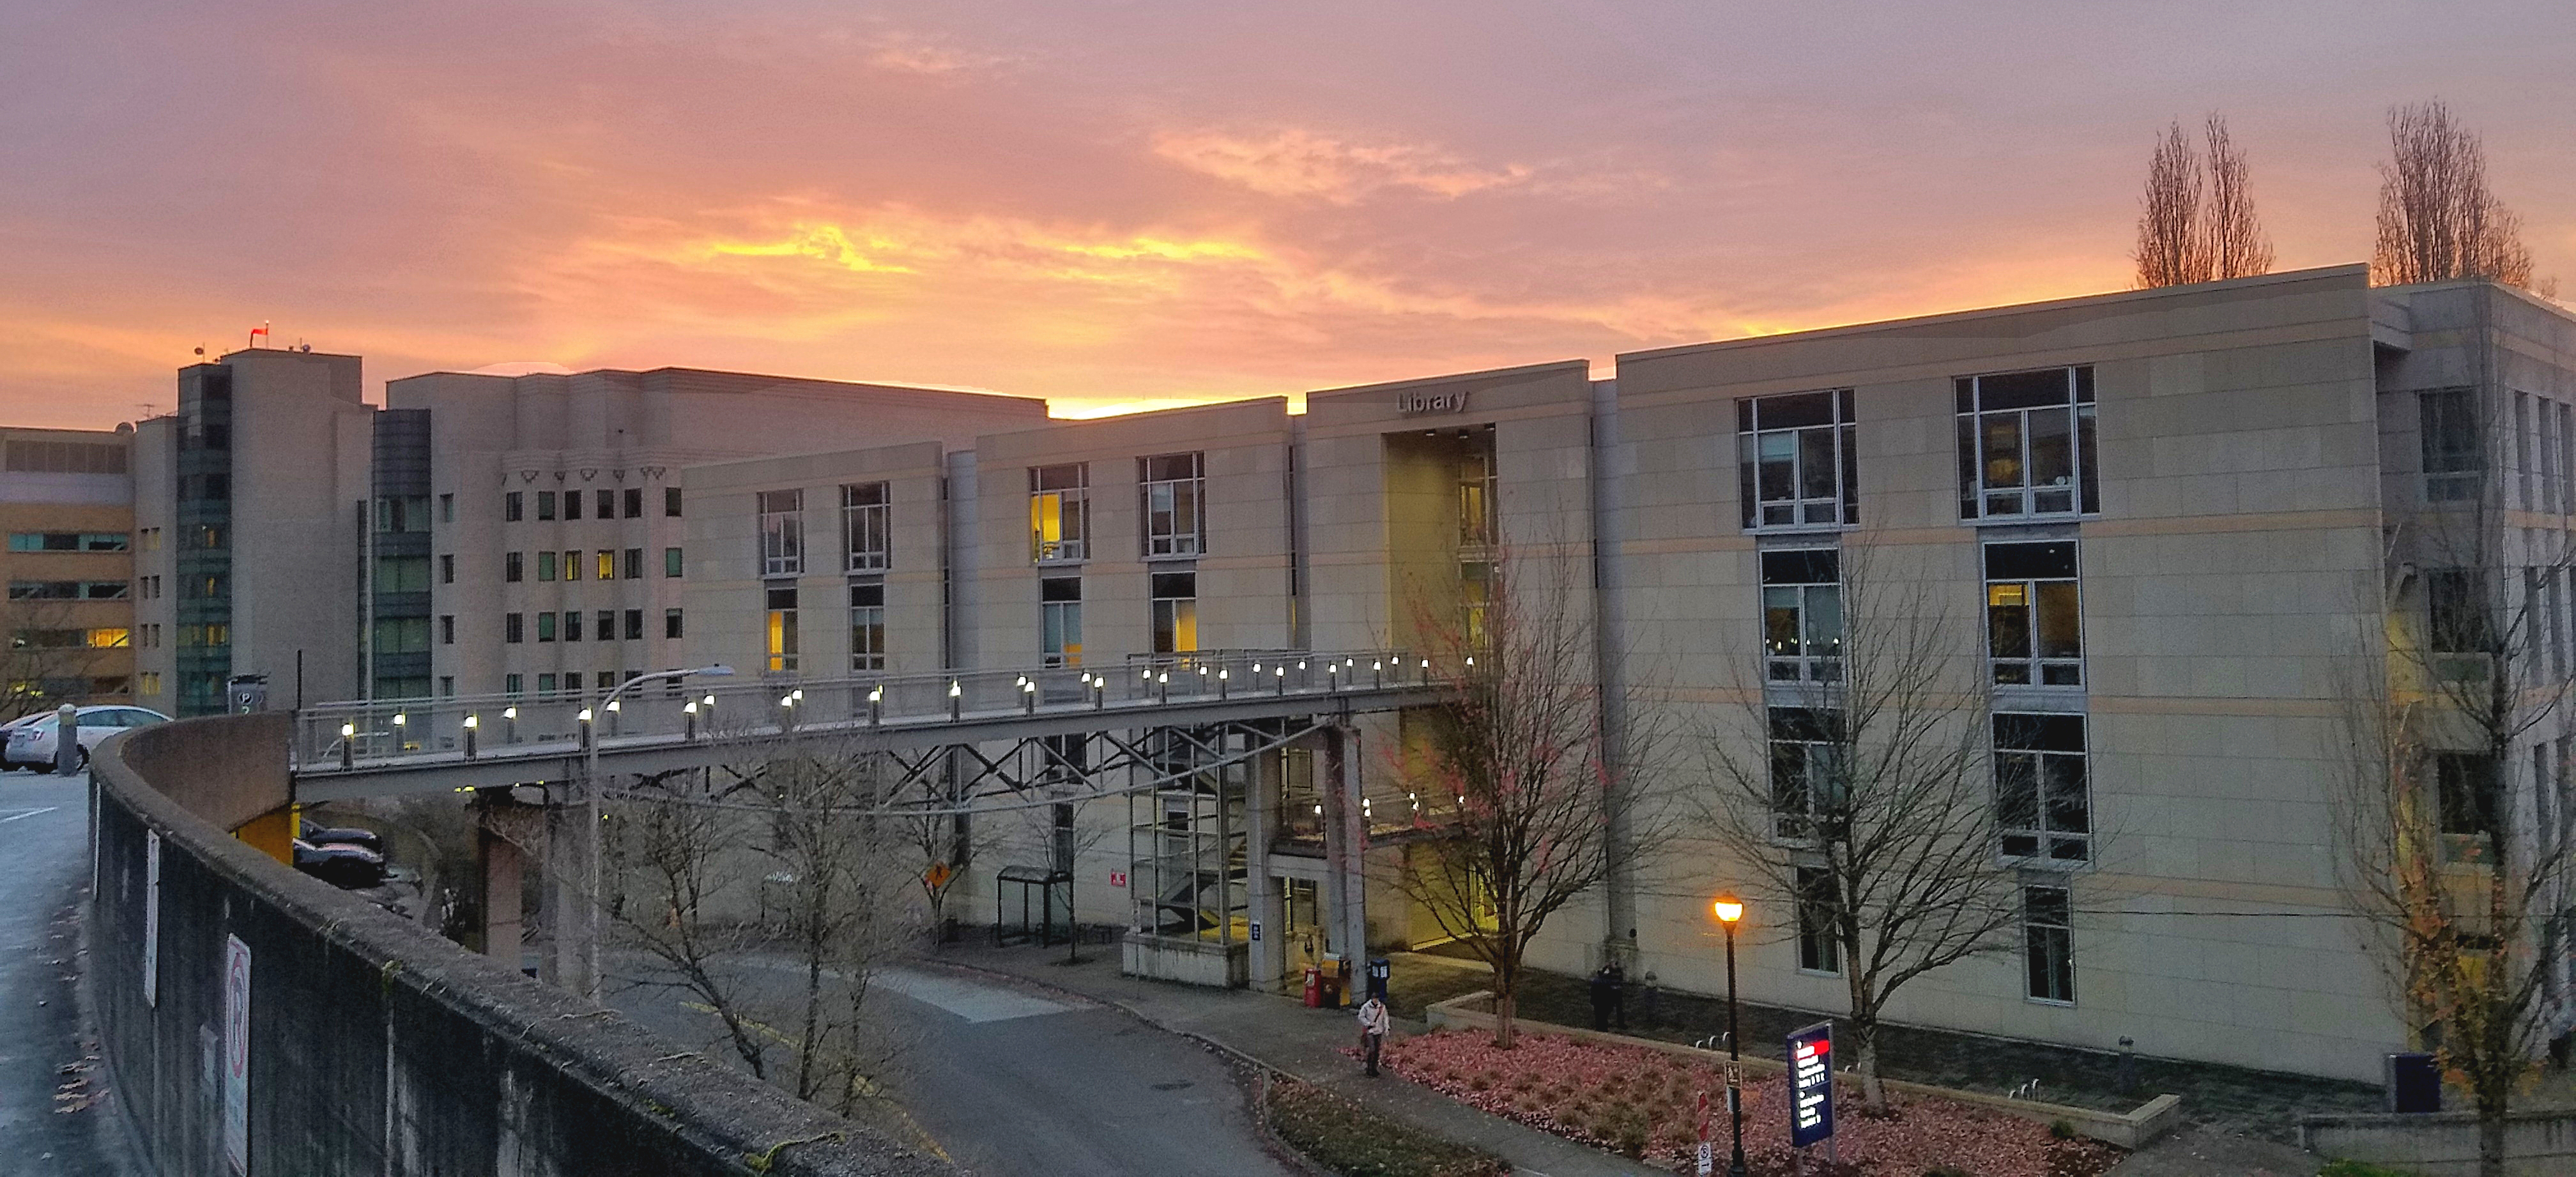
[1984,542,2082,687]
[1030,464,1089,563]
[1151,571,1198,654]
[1955,367,2099,519]
[1760,549,1841,682]
[1737,389,1857,528]
[1041,575,1082,667]
[595,551,615,581]
[765,585,798,672]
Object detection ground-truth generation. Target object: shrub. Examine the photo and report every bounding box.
[2048,1120,2076,1140]
[1265,1077,1510,1177]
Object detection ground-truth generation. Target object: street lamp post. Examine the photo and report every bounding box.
[1712,896,1747,1177]
[575,664,733,999]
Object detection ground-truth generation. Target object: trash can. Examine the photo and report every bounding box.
[2387,1052,2440,1113]
[1366,957,1392,1002]
[1303,964,1323,1008]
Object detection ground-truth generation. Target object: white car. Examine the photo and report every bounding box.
[4,706,171,773]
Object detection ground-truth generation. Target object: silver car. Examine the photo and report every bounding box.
[4,706,171,773]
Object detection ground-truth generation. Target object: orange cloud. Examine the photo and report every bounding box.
[1153,128,1534,203]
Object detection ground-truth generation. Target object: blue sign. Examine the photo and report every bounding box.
[1786,1021,1835,1148]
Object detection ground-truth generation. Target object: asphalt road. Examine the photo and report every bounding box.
[613,957,1291,1177]
[0,770,139,1174]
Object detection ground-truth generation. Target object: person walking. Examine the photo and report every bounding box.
[1589,964,1618,1031]
[1356,993,1391,1076]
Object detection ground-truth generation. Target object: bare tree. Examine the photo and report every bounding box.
[0,596,119,720]
[1701,541,2025,1112]
[2334,501,2576,1177]
[2373,100,2543,292]
[604,767,778,1077]
[2135,114,2273,289]
[1391,545,1678,1049]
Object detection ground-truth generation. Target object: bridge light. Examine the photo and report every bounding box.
[604,699,620,713]
[701,694,715,708]
[1218,669,1229,680]
[683,701,697,715]
[779,694,795,708]
[791,688,805,701]
[392,713,406,726]
[463,715,479,729]
[868,686,883,702]
[503,706,518,720]
[1156,672,1168,684]
[577,708,593,723]
[949,680,962,697]
[339,722,355,738]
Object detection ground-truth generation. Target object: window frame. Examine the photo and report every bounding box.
[1795,865,1842,976]
[1737,389,1859,530]
[1984,540,2084,688]
[849,581,887,672]
[1767,706,1844,844]
[2418,387,2483,503]
[758,489,804,577]
[765,584,799,673]
[1149,570,1198,655]
[1030,464,1090,564]
[1955,366,2099,520]
[1040,575,1083,667]
[1759,548,1842,683]
[1994,712,2091,865]
[2023,884,2076,1005]
[1138,452,1206,558]
[842,482,891,572]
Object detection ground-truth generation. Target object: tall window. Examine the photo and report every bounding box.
[1030,464,1089,563]
[622,609,641,640]
[1985,541,2082,687]
[561,549,581,581]
[596,489,615,519]
[505,552,523,582]
[2419,387,2481,503]
[1738,389,1857,528]
[376,496,431,533]
[850,582,886,671]
[2517,393,2536,510]
[1760,549,1841,681]
[1151,571,1198,654]
[564,489,581,520]
[594,551,615,581]
[624,487,643,519]
[1956,366,2098,519]
[759,489,804,577]
[2426,568,2492,653]
[1795,866,1841,974]
[1768,707,1843,842]
[1041,575,1082,667]
[664,547,684,577]
[2023,885,2075,1003]
[843,482,891,572]
[765,585,798,673]
[505,492,523,522]
[505,613,523,643]
[1458,444,1498,549]
[1995,713,2089,863]
[595,609,615,641]
[664,608,683,639]
[1139,453,1205,557]
[537,490,556,520]
[624,548,643,579]
[536,612,556,642]
[666,487,682,517]
[563,609,583,642]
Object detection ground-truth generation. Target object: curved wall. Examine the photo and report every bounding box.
[87,713,948,1177]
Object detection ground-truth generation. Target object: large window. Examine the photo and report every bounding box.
[1151,571,1198,654]
[843,482,891,572]
[8,531,128,552]
[850,582,886,672]
[2023,885,2075,1003]
[1760,549,1841,682]
[1768,706,1843,842]
[1985,541,2082,687]
[765,585,798,673]
[1737,389,1857,528]
[375,496,430,533]
[1041,575,1083,667]
[1031,464,1089,563]
[2419,387,2481,503]
[2436,751,2501,855]
[1956,367,2098,519]
[759,489,804,577]
[1140,453,1205,557]
[2426,568,2493,653]
[1995,713,2089,863]
[1795,866,1841,975]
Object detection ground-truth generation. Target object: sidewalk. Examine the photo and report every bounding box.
[930,942,1657,1177]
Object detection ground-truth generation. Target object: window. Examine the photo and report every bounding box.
[8,532,128,552]
[505,613,524,643]
[1986,541,2083,687]
[2517,393,2535,510]
[2558,401,2574,514]
[440,676,455,697]
[595,610,615,642]
[760,489,804,576]
[1995,713,2089,863]
[664,608,684,640]
[372,618,428,655]
[374,556,429,593]
[440,554,454,584]
[2,439,125,473]
[2426,568,2492,653]
[843,482,891,572]
[1458,443,1498,549]
[438,493,454,523]
[536,612,556,642]
[1760,549,1841,681]
[537,551,557,582]
[505,673,523,696]
[1956,367,2098,519]
[375,496,430,533]
[537,490,556,520]
[664,547,683,577]
[595,551,615,581]
[850,582,886,671]
[1030,464,1089,563]
[438,615,455,645]
[565,489,583,520]
[1140,453,1205,557]
[9,581,128,600]
[562,549,581,581]
[138,672,160,695]
[505,492,523,522]
[1795,866,1840,975]
[1151,571,1198,654]
[596,489,615,519]
[1738,390,1858,528]
[1041,575,1082,667]
[538,673,556,695]
[2419,388,2481,503]
[623,548,643,579]
[2023,885,2075,1003]
[665,487,682,517]
[1768,707,1843,841]
[2437,752,2501,855]
[622,609,640,640]
[563,609,583,642]
[624,487,643,519]
[765,586,798,672]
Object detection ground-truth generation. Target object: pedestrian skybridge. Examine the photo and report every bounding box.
[291,649,1442,808]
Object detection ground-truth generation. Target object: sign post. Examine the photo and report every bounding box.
[1787,1021,1836,1161]
[1694,1088,1713,1176]
[222,935,251,1174]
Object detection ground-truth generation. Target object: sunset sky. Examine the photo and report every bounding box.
[3,1,2570,428]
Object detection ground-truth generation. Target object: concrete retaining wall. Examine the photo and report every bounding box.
[2301,1107,2576,1176]
[87,714,952,1177]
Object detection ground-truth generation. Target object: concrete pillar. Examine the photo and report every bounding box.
[480,821,523,968]
[1245,746,1279,992]
[542,796,594,992]
[1322,723,1367,991]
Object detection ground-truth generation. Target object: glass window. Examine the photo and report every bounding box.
[843,482,891,572]
[1139,453,1205,557]
[505,491,523,522]
[562,609,583,642]
[1985,541,2082,687]
[440,554,454,584]
[1995,713,2089,863]
[664,547,684,577]
[1759,549,1841,682]
[623,609,642,641]
[2023,885,2074,1003]
[1151,571,1198,654]
[505,613,523,643]
[561,549,580,581]
[624,548,643,579]
[564,489,583,520]
[536,551,556,582]
[760,489,804,577]
[1795,866,1840,975]
[850,582,886,671]
[536,612,556,642]
[438,615,454,644]
[665,487,682,517]
[595,609,615,642]
[596,489,615,519]
[505,552,523,583]
[1041,575,1082,667]
[664,608,683,640]
[624,487,643,519]
[765,585,798,672]
[1737,389,1858,528]
[1030,464,1089,563]
[1955,367,2098,519]
[595,551,615,581]
[538,673,556,694]
[373,618,428,654]
[1768,707,1843,842]
[505,673,523,696]
[2419,388,2481,503]
[537,490,556,520]
[375,496,431,533]
[2426,568,2492,653]
[374,556,430,593]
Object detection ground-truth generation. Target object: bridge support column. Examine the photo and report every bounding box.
[1245,745,1279,992]
[475,791,546,971]
[1322,723,1367,996]
[543,794,595,994]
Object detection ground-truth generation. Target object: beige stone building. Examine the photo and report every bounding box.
[0,425,138,713]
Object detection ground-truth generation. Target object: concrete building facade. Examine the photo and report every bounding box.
[0,425,138,713]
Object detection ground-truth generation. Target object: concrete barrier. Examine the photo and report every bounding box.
[2300,1107,2576,1176]
[87,714,952,1177]
[1423,990,2182,1151]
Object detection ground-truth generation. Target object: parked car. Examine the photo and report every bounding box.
[292,839,388,890]
[298,818,383,853]
[3,706,171,773]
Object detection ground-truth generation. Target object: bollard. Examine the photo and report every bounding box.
[868,686,884,726]
[683,701,698,742]
[339,721,355,770]
[948,680,962,721]
[503,706,519,745]
[463,714,479,759]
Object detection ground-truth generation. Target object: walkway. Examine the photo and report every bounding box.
[0,770,140,1174]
